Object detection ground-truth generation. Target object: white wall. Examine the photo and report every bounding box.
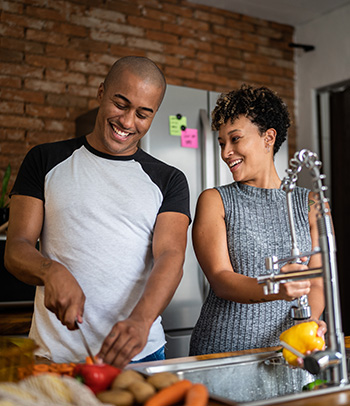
[294,3,350,188]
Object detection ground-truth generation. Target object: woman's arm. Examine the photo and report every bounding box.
[192,189,311,304]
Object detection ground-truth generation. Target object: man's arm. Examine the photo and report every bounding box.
[5,195,85,330]
[98,211,189,368]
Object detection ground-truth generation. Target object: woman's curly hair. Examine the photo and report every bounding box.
[211,84,290,155]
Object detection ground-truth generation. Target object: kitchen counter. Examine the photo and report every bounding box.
[131,348,350,406]
[0,306,33,335]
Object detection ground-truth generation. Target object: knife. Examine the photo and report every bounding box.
[75,320,96,364]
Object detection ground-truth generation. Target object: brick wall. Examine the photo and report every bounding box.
[0,0,295,193]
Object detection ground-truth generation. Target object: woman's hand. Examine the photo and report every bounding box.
[278,259,311,301]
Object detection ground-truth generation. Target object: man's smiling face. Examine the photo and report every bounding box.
[89,69,163,156]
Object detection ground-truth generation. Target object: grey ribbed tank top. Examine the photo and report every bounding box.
[189,182,312,355]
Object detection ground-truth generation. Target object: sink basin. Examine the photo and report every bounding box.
[130,349,349,405]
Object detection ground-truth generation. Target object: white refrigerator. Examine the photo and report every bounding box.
[141,84,289,358]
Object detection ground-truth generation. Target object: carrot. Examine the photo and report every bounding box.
[184,383,209,406]
[32,364,50,373]
[144,379,193,406]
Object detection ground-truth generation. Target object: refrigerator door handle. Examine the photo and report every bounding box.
[198,109,216,301]
[200,109,218,189]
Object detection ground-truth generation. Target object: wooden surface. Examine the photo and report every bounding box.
[0,306,33,335]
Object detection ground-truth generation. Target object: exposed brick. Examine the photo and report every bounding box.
[212,25,241,39]
[127,37,163,52]
[258,45,284,59]
[46,69,86,85]
[24,79,66,94]
[109,46,147,58]
[180,37,211,52]
[146,52,180,67]
[194,10,225,25]
[127,16,162,31]
[163,44,196,58]
[0,141,29,157]
[0,0,297,180]
[0,62,43,79]
[0,1,23,14]
[26,5,66,22]
[67,84,97,98]
[164,66,196,80]
[88,7,126,23]
[162,22,194,37]
[197,52,226,66]
[161,3,194,18]
[0,128,25,142]
[46,45,87,60]
[141,8,177,24]
[87,75,104,88]
[26,29,69,46]
[182,59,214,73]
[88,53,118,67]
[44,119,75,133]
[27,131,72,146]
[25,54,67,70]
[227,38,256,52]
[0,37,44,54]
[0,48,23,63]
[69,60,108,76]
[0,114,44,130]
[1,88,45,104]
[26,104,68,119]
[0,75,21,88]
[0,22,24,39]
[44,21,88,37]
[146,30,178,45]
[178,17,209,31]
[0,101,24,115]
[46,93,88,109]
[243,72,271,84]
[70,37,110,53]
[90,30,125,45]
[1,11,45,30]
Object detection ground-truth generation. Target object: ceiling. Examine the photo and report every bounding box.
[188,0,350,26]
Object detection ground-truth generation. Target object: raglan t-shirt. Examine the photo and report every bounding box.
[11,136,191,362]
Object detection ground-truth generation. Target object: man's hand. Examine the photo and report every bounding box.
[97,318,149,368]
[43,263,85,330]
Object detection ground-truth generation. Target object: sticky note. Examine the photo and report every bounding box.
[169,115,187,136]
[181,128,198,149]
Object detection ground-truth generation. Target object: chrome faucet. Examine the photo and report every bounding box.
[257,149,348,385]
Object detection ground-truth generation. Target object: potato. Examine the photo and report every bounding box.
[128,380,156,404]
[112,369,145,389]
[96,388,134,406]
[147,372,179,390]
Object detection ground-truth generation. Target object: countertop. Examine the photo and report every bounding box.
[133,348,350,406]
[2,307,349,405]
[0,306,33,335]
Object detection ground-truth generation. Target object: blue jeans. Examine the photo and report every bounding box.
[131,346,165,363]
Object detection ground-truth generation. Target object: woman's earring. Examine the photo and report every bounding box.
[266,144,270,153]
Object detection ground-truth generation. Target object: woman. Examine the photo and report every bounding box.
[189,84,326,356]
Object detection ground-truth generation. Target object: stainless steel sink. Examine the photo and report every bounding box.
[129,349,350,405]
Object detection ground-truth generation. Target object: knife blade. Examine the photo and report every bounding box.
[75,320,96,363]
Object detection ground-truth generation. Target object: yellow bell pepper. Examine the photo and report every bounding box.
[279,321,325,366]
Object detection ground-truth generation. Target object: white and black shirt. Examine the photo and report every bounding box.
[11,136,191,362]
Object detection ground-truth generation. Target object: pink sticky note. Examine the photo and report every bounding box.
[181,128,198,149]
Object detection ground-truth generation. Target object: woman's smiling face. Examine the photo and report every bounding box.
[218,115,270,185]
[89,69,163,156]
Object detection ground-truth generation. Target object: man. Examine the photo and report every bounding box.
[4,56,191,368]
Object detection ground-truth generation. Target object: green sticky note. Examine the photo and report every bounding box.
[169,115,187,136]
